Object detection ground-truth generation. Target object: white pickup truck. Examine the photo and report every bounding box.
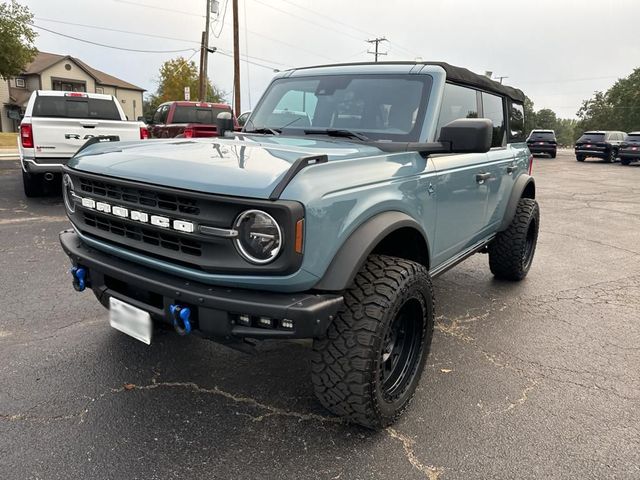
[19,90,148,197]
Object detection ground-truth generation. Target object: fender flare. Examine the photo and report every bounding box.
[499,174,535,231]
[313,211,429,292]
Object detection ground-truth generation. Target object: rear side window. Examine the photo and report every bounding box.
[172,105,229,124]
[33,96,121,120]
[508,102,525,142]
[436,83,478,137]
[482,92,506,147]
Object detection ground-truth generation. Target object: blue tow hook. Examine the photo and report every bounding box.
[169,304,192,336]
[70,267,87,292]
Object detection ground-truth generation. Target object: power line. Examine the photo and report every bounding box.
[112,0,204,18]
[32,24,198,53]
[212,0,230,38]
[35,17,200,45]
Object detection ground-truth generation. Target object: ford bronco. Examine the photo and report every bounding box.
[59,62,538,429]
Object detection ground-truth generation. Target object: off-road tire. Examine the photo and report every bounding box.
[576,155,585,162]
[621,158,631,166]
[311,255,434,429]
[22,170,45,197]
[488,198,540,281]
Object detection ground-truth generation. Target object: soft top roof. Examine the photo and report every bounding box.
[287,61,526,104]
[425,62,525,103]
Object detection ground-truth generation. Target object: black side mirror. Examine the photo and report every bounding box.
[145,116,154,125]
[439,118,493,153]
[216,111,234,137]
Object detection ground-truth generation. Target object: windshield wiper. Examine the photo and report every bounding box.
[244,127,281,135]
[303,128,369,141]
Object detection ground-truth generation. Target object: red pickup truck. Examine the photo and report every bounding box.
[147,101,238,138]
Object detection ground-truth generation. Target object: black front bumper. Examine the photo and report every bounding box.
[60,230,343,340]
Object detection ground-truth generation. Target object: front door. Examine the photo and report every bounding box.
[430,153,490,267]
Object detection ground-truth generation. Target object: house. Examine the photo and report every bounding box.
[0,52,145,132]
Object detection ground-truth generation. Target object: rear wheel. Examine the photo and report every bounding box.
[311,255,434,429]
[576,155,585,162]
[550,150,557,159]
[621,158,631,166]
[489,198,540,281]
[22,170,45,197]
[606,149,616,163]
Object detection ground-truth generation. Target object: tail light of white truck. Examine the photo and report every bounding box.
[140,126,149,139]
[20,124,34,148]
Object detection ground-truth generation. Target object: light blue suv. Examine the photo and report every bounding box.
[59,62,538,429]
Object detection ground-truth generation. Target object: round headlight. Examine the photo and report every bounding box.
[62,173,75,213]
[234,210,282,264]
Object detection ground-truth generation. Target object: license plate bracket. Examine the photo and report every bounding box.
[109,297,152,345]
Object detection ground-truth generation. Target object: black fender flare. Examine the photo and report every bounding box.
[499,174,536,231]
[313,211,429,292]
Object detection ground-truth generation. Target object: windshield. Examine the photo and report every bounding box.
[247,74,432,142]
[528,131,555,141]
[173,105,229,124]
[578,132,605,143]
[33,96,121,120]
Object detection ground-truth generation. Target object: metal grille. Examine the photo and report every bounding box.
[78,177,200,216]
[83,212,202,257]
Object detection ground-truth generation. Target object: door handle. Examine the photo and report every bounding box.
[506,165,516,174]
[475,172,491,184]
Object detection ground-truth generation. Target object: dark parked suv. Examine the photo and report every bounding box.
[527,129,557,158]
[620,132,640,165]
[575,130,627,162]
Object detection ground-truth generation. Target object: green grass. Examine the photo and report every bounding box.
[0,133,18,148]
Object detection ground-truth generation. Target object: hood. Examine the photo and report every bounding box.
[68,136,383,199]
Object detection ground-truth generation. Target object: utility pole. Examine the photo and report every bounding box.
[232,0,241,114]
[366,37,387,62]
[199,0,212,101]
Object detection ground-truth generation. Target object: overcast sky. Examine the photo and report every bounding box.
[24,0,640,118]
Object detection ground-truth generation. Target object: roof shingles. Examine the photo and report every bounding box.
[22,51,144,91]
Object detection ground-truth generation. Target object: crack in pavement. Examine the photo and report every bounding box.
[1,379,446,479]
[387,428,444,480]
[544,230,640,256]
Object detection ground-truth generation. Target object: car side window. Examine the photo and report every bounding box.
[482,92,506,147]
[508,101,525,142]
[436,83,479,138]
[153,106,164,124]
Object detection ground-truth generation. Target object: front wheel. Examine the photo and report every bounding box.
[606,149,616,163]
[311,255,434,429]
[489,198,540,281]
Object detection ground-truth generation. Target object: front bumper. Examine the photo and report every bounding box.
[60,230,343,340]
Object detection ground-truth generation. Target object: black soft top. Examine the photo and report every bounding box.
[289,61,526,104]
[426,62,526,103]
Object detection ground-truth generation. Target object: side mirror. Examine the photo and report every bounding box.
[145,116,154,125]
[438,118,493,153]
[137,116,146,122]
[216,111,234,137]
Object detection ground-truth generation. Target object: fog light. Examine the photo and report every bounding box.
[258,317,273,328]
[238,314,251,326]
[281,319,294,329]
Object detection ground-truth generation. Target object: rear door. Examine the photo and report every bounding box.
[481,92,514,231]
[30,94,137,159]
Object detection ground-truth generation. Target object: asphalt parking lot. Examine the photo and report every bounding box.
[1,150,639,479]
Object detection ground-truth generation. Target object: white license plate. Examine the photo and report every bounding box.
[109,297,152,345]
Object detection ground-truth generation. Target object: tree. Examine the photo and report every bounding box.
[535,109,557,130]
[523,96,536,137]
[154,56,224,105]
[606,68,640,132]
[0,0,38,79]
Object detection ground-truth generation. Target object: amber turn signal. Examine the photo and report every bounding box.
[295,219,304,254]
